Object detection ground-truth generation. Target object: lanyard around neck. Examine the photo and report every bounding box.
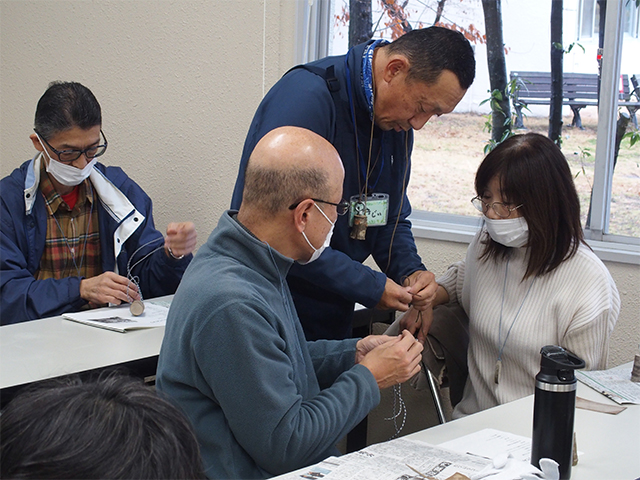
[344,49,386,195]
[495,258,537,384]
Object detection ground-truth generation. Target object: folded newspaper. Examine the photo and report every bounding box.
[62,301,169,333]
[274,437,490,480]
[576,362,640,404]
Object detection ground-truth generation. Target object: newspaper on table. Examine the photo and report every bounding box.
[274,437,490,480]
[438,428,531,463]
[62,301,169,333]
[576,362,640,405]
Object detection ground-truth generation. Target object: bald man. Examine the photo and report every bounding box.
[156,127,423,480]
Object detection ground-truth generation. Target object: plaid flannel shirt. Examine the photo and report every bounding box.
[36,163,102,281]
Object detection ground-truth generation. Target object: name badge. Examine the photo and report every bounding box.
[348,193,389,227]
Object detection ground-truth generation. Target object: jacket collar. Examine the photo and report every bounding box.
[86,167,146,267]
[23,153,141,220]
[23,154,146,272]
[23,154,42,215]
[217,211,293,282]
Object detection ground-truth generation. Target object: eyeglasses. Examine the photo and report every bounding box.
[35,129,108,163]
[288,198,350,216]
[471,196,523,218]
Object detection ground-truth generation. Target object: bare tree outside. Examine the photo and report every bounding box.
[481,0,511,147]
[349,0,372,47]
[549,0,564,145]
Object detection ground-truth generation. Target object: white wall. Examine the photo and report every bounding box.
[0,0,296,239]
[1,0,637,367]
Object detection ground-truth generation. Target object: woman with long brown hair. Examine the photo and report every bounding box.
[402,133,620,418]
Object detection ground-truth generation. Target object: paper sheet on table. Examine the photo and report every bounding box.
[576,362,640,404]
[62,301,169,333]
[438,428,531,463]
[274,437,490,480]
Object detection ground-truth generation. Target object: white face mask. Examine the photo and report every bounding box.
[37,134,96,187]
[298,203,335,265]
[484,215,529,248]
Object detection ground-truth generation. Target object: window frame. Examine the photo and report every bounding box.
[579,0,598,39]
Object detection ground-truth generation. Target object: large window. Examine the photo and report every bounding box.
[301,0,639,262]
[580,0,639,39]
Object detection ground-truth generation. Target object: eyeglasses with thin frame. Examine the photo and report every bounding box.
[34,129,108,163]
[471,196,523,219]
[288,198,350,216]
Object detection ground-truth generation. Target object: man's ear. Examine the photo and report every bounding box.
[30,133,44,152]
[291,198,315,233]
[382,55,410,83]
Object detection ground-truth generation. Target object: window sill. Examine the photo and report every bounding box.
[409,211,640,265]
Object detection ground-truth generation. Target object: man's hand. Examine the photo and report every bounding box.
[398,306,434,344]
[402,270,437,310]
[355,334,395,364]
[164,222,197,258]
[80,272,140,307]
[375,278,413,312]
[398,284,449,344]
[357,330,423,389]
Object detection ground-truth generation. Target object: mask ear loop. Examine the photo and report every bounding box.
[125,236,166,315]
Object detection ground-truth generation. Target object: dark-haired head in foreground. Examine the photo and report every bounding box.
[0,374,205,479]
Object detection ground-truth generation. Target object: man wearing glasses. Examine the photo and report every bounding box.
[0,81,196,324]
[157,126,423,479]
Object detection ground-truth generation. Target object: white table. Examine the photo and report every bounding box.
[0,299,169,404]
[0,298,384,407]
[406,381,639,480]
[274,381,638,479]
[0,299,383,391]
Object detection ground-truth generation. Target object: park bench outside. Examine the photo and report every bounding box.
[510,71,639,129]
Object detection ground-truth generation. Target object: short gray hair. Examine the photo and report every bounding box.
[243,164,329,215]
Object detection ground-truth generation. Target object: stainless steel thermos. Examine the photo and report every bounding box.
[531,345,585,479]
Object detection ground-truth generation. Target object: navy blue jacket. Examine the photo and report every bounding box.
[0,156,191,324]
[231,42,425,340]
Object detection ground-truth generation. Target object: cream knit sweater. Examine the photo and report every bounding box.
[437,230,620,418]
